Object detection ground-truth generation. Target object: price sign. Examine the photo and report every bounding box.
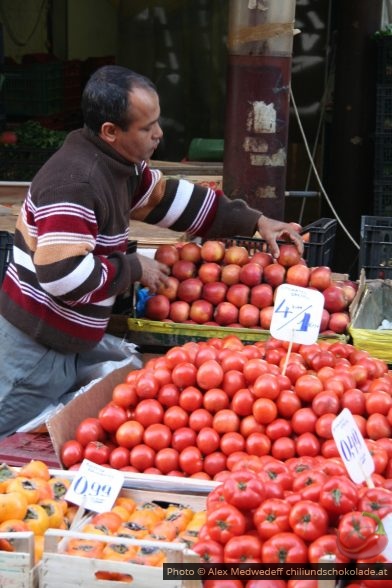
[65,459,125,513]
[270,284,324,345]
[332,408,375,484]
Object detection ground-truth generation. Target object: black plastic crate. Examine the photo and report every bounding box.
[0,231,13,285]
[375,85,392,132]
[359,215,392,278]
[0,146,58,181]
[373,181,392,216]
[374,132,392,180]
[223,218,337,268]
[3,61,64,116]
[376,36,392,84]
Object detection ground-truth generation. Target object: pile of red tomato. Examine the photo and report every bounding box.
[193,455,392,588]
[60,335,392,484]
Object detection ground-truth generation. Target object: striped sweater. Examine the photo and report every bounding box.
[0,128,261,353]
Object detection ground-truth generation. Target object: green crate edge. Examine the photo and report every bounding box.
[123,317,347,348]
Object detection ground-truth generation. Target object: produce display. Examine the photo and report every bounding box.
[59,335,392,478]
[141,239,358,336]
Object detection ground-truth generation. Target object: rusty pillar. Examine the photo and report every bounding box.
[222,0,297,219]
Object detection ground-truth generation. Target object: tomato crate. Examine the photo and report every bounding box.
[0,531,38,588]
[223,217,337,268]
[0,432,61,468]
[358,215,392,278]
[0,230,13,285]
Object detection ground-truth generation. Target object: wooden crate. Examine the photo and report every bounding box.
[41,530,200,588]
[0,531,37,588]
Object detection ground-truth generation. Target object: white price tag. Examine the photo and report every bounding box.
[65,459,125,513]
[270,284,324,345]
[332,408,375,484]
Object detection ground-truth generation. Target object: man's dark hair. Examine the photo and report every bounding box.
[82,65,157,134]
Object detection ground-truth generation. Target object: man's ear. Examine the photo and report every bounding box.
[100,122,117,144]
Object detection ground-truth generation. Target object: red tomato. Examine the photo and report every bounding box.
[135,369,159,399]
[171,362,197,388]
[366,391,392,415]
[315,413,335,439]
[308,533,350,564]
[163,405,189,430]
[252,373,281,400]
[261,532,308,563]
[206,503,246,544]
[366,413,392,440]
[203,452,227,478]
[203,388,230,413]
[188,408,214,431]
[179,446,203,475]
[108,446,130,470]
[230,389,254,417]
[252,398,278,425]
[129,444,155,470]
[115,420,144,449]
[311,390,340,416]
[258,459,292,491]
[253,498,291,539]
[83,441,111,465]
[294,374,324,402]
[288,500,329,541]
[165,346,191,368]
[157,383,180,407]
[276,389,302,419]
[358,487,392,519]
[219,350,247,372]
[133,399,164,427]
[319,475,358,515]
[222,370,247,398]
[295,432,321,457]
[196,427,221,455]
[75,417,106,446]
[179,386,203,412]
[213,409,240,433]
[60,439,84,468]
[98,402,128,433]
[243,358,269,384]
[220,432,245,456]
[112,383,137,408]
[192,539,224,563]
[154,447,180,474]
[291,407,317,435]
[265,418,292,440]
[245,432,271,457]
[271,437,296,461]
[171,427,197,452]
[223,534,262,563]
[222,470,265,510]
[143,423,172,451]
[196,359,224,390]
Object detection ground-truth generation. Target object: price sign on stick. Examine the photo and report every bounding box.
[332,408,375,486]
[65,459,125,513]
[270,284,324,345]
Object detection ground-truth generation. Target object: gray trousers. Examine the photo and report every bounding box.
[0,315,139,439]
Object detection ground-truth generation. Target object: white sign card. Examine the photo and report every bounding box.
[65,459,125,513]
[270,283,324,345]
[332,408,375,484]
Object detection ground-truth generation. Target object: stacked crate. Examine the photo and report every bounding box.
[374,35,392,216]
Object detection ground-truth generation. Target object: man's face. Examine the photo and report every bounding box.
[109,87,163,164]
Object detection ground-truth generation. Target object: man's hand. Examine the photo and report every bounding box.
[257,216,304,259]
[138,254,171,293]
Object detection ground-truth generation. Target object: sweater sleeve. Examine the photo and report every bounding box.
[130,163,262,239]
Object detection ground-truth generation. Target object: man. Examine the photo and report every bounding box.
[0,65,303,438]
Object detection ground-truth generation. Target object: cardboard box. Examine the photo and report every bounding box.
[348,274,392,364]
